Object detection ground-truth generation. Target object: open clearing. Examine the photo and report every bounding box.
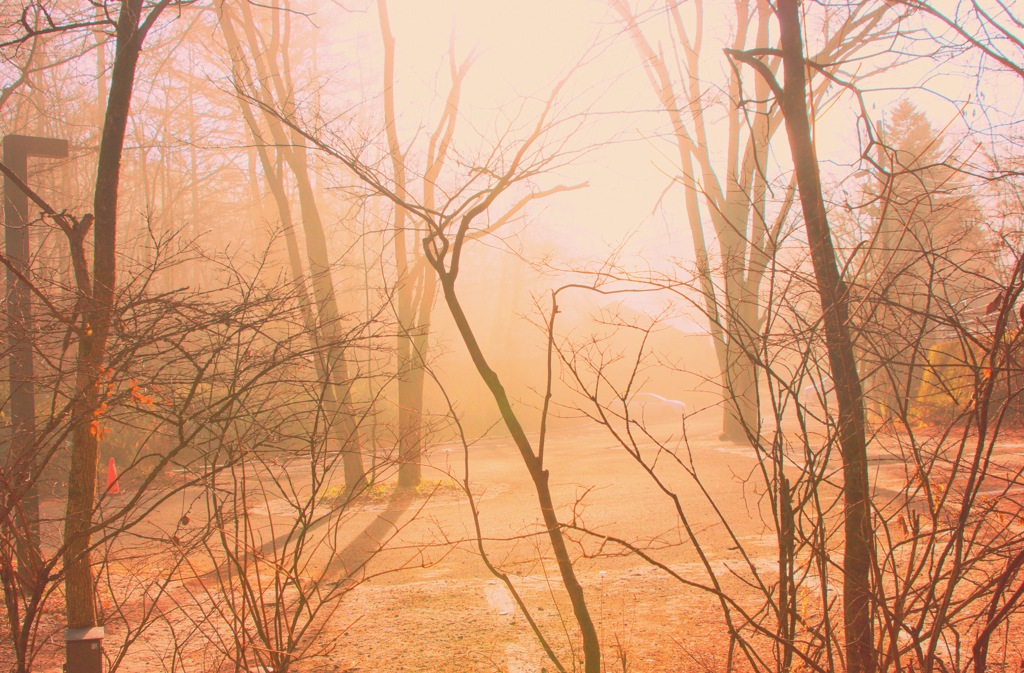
[18,410,1024,672]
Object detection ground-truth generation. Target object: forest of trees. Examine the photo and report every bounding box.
[2,1,1024,672]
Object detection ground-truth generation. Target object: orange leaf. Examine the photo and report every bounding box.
[129,380,153,407]
[89,419,110,440]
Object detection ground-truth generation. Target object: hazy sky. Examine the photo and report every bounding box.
[319,1,693,270]
[311,0,1022,290]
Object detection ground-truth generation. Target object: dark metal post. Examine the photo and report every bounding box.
[65,627,104,673]
[3,134,69,587]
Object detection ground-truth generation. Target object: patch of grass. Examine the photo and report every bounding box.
[322,479,461,504]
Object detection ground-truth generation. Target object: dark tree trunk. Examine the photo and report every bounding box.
[774,1,876,671]
[64,1,169,659]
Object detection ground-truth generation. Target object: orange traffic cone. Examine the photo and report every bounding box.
[106,457,120,495]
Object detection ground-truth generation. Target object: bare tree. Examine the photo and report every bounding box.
[610,0,893,443]
[54,3,177,668]
[216,0,368,492]
[722,0,877,667]
[748,1,873,667]
[415,107,602,673]
[378,0,467,488]
[260,68,603,670]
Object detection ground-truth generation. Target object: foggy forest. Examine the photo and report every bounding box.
[3,0,1024,672]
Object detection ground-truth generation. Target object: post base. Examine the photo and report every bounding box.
[65,627,103,673]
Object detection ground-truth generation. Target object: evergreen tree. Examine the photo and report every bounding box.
[861,100,988,421]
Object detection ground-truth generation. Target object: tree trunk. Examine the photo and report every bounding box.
[288,156,367,491]
[611,0,777,445]
[65,0,168,642]
[396,258,438,488]
[720,274,762,441]
[773,2,876,671]
[378,0,435,488]
[218,0,366,492]
[396,366,424,487]
[233,95,352,491]
[436,274,601,673]
[721,333,760,441]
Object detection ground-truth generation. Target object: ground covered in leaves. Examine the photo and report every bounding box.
[11,416,1024,672]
